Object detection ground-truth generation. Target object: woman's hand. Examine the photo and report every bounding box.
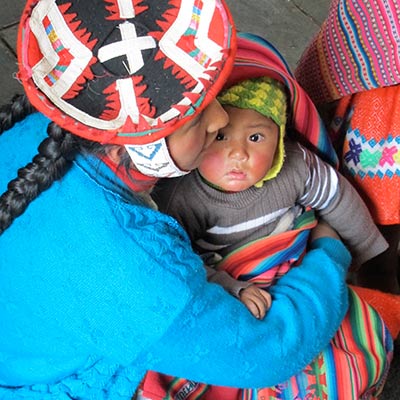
[239,285,272,319]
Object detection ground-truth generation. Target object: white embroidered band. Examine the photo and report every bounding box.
[125,138,190,178]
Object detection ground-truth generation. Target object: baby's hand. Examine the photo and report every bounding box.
[239,285,272,319]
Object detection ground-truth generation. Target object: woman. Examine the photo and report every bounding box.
[0,0,366,399]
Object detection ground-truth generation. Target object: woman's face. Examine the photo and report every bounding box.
[166,100,229,172]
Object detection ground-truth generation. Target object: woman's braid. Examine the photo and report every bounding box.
[0,120,79,234]
[0,95,135,235]
[0,94,35,134]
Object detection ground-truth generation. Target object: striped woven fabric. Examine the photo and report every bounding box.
[140,264,392,400]
[220,209,317,287]
[295,0,400,105]
[230,32,338,166]
[246,289,392,400]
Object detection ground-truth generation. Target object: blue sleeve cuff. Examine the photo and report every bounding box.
[310,237,352,272]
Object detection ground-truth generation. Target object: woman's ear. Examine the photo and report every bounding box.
[105,145,137,171]
[105,145,126,164]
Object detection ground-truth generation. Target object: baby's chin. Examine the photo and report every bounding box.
[218,179,255,193]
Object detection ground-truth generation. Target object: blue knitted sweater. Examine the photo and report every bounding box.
[0,113,351,399]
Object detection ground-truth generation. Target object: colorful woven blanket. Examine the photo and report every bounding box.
[219,209,316,287]
[140,210,392,399]
[142,310,391,399]
[140,277,392,400]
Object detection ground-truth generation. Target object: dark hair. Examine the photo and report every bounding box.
[0,95,132,234]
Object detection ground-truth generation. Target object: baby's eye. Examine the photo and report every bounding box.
[216,132,225,141]
[249,133,263,142]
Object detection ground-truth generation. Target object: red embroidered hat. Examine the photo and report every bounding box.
[17,0,236,145]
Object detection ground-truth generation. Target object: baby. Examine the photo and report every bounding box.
[154,76,388,318]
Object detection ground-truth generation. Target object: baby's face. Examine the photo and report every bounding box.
[198,106,279,192]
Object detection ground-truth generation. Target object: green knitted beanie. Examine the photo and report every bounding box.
[218,76,287,126]
[218,77,287,185]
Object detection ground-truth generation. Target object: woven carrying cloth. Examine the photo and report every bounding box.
[140,211,392,399]
[17,0,236,144]
[141,298,392,400]
[227,33,338,166]
[295,0,400,105]
[141,253,392,400]
[219,209,316,286]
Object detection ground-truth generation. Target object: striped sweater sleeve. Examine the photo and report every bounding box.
[297,143,388,265]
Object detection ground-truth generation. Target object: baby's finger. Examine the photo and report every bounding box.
[259,289,272,310]
[242,299,261,319]
[253,297,268,319]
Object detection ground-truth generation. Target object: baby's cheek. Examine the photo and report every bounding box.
[252,152,274,179]
[199,152,224,179]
